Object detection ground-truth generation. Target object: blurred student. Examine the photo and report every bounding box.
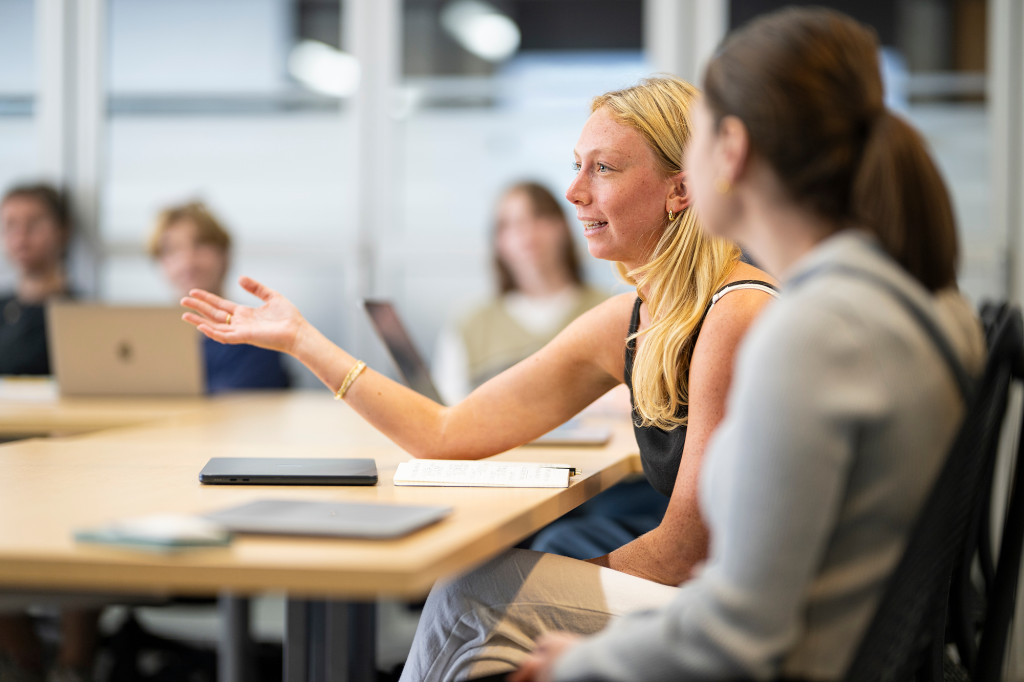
[148,201,289,392]
[434,182,609,401]
[0,203,295,680]
[0,182,94,682]
[0,183,72,375]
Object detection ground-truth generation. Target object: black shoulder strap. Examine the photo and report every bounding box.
[795,264,975,402]
[623,297,643,388]
[715,278,780,293]
[628,296,643,336]
[692,279,780,344]
[706,279,779,312]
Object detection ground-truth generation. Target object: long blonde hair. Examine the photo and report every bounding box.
[593,76,740,429]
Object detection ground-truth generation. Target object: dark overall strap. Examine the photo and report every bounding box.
[791,264,974,402]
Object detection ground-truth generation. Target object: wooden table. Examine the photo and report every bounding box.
[0,377,209,439]
[0,391,639,681]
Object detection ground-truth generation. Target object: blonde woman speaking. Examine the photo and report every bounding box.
[181,76,778,656]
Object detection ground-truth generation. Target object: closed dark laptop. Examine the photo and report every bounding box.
[198,457,378,486]
[204,499,451,539]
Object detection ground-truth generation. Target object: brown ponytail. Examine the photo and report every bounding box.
[852,112,958,290]
[703,7,958,291]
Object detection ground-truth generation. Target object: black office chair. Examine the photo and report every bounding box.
[946,304,1009,675]
[842,302,1024,682]
[470,305,1024,682]
[974,396,1024,681]
[941,301,1024,682]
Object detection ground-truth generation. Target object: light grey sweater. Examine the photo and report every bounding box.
[554,231,986,681]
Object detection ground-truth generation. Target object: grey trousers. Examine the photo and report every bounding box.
[400,549,680,682]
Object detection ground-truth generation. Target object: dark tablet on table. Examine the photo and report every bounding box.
[198,457,378,486]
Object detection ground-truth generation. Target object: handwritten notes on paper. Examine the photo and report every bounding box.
[393,460,579,488]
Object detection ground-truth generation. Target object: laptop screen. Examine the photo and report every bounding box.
[46,303,204,397]
[362,300,445,404]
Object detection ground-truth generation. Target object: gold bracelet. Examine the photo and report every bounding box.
[334,360,367,400]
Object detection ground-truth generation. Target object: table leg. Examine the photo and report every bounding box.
[311,602,329,681]
[285,598,377,682]
[218,593,251,682]
[285,599,310,682]
[326,602,377,682]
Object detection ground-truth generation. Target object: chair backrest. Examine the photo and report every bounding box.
[947,302,1023,677]
[842,303,1024,682]
[973,307,1024,680]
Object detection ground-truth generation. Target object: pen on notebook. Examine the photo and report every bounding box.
[540,464,582,476]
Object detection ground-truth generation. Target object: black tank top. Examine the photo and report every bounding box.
[624,280,778,496]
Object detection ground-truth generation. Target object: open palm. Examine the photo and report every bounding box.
[181,276,306,354]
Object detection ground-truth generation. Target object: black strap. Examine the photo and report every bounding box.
[693,279,779,342]
[703,279,779,314]
[790,264,975,402]
[628,296,642,337]
[714,278,780,292]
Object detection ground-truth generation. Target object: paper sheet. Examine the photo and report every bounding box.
[393,460,577,488]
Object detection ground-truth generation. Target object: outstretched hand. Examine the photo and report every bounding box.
[181,276,306,355]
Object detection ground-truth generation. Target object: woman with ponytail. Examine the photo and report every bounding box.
[503,8,986,682]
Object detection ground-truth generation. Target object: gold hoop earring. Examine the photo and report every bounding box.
[667,210,675,221]
[715,178,732,195]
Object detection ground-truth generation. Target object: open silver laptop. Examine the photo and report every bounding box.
[46,302,204,397]
[362,299,610,446]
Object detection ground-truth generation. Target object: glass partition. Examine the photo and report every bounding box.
[0,0,38,292]
[100,0,353,385]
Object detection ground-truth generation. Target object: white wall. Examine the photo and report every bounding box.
[909,103,1000,306]
[0,0,37,294]
[107,0,290,94]
[0,0,34,93]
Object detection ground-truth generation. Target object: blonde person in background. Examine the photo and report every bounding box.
[180,77,779,664]
[148,201,289,393]
[434,180,670,560]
